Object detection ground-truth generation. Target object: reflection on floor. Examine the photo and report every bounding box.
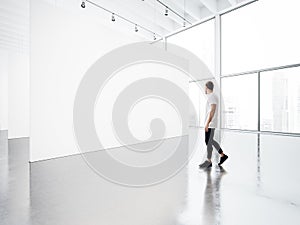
[0,128,300,225]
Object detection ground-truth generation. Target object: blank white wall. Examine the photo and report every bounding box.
[8,52,30,139]
[94,62,188,150]
[0,50,29,137]
[30,0,189,162]
[30,0,150,162]
[0,51,8,130]
[0,0,30,138]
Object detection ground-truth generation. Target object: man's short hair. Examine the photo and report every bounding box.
[206,81,214,91]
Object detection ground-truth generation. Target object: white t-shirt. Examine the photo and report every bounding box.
[205,93,218,128]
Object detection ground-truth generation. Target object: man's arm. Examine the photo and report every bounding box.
[205,104,216,132]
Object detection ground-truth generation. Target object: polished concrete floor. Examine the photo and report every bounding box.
[1,128,300,225]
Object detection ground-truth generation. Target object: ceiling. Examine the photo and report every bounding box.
[0,0,250,53]
[85,0,250,39]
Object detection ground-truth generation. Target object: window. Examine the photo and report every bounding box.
[167,19,215,74]
[189,79,217,127]
[260,67,300,133]
[221,74,258,130]
[222,0,300,75]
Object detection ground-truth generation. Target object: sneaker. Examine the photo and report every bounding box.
[199,160,212,169]
[218,154,228,166]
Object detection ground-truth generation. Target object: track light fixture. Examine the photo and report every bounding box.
[183,19,186,27]
[146,0,192,25]
[111,13,115,22]
[164,7,168,16]
[83,0,162,40]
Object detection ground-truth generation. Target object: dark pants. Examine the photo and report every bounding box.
[205,128,223,160]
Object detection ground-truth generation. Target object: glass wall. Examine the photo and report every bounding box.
[189,81,201,127]
[221,0,300,134]
[167,19,215,128]
[167,19,215,73]
[222,0,300,75]
[165,0,300,134]
[261,67,300,133]
[189,78,218,127]
[221,74,258,130]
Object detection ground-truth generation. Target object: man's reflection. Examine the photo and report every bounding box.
[201,166,227,225]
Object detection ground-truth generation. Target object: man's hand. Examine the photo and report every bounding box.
[205,124,209,132]
[205,104,216,132]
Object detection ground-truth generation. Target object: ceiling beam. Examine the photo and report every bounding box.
[227,0,238,6]
[143,0,186,28]
[163,0,201,22]
[198,0,217,14]
[87,0,168,37]
[121,0,177,33]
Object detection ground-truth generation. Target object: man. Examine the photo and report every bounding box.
[199,81,228,169]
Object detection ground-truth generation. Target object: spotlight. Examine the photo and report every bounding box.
[81,1,85,8]
[111,13,115,22]
[183,20,186,27]
[135,24,138,32]
[153,33,156,40]
[164,7,168,16]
